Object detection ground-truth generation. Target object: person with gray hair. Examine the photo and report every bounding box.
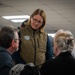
[0,26,19,75]
[40,29,75,75]
[53,29,74,56]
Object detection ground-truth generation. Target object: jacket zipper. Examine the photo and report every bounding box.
[33,31,36,65]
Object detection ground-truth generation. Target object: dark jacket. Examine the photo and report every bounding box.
[40,51,75,75]
[0,46,13,75]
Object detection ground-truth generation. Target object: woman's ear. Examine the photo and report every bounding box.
[54,45,59,57]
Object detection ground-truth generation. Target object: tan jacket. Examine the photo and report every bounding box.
[20,26,47,66]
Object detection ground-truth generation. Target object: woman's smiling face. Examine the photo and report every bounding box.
[31,14,43,30]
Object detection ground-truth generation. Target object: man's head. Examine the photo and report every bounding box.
[0,26,19,54]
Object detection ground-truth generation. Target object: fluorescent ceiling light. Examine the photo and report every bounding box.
[48,33,55,37]
[2,15,30,19]
[11,19,27,23]
[2,15,30,23]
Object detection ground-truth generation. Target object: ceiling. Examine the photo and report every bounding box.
[0,0,75,37]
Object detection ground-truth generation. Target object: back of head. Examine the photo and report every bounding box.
[54,29,74,52]
[9,63,40,75]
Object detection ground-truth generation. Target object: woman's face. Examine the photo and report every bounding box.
[31,14,43,30]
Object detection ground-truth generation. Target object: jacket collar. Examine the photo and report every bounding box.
[0,46,11,55]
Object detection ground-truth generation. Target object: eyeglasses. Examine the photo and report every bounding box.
[33,17,43,24]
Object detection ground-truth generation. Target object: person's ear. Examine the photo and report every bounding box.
[11,39,15,47]
[54,45,58,56]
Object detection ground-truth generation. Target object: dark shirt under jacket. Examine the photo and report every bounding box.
[0,46,13,75]
[40,51,75,75]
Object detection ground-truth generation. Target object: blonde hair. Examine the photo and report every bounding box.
[26,9,46,32]
[54,29,74,52]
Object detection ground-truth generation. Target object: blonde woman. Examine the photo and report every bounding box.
[12,9,53,66]
[40,29,75,75]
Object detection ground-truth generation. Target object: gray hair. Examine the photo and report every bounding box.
[54,29,74,52]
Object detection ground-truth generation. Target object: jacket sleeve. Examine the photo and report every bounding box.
[0,66,11,75]
[45,35,53,61]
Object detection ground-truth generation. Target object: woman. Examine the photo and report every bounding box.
[12,9,53,66]
[40,29,75,75]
